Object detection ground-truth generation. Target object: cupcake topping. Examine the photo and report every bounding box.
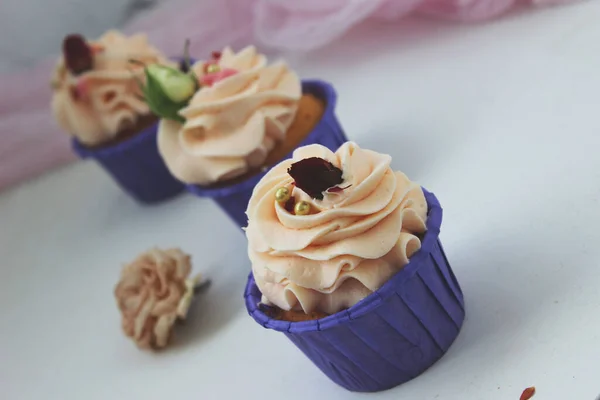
[138,46,242,123]
[157,45,302,185]
[139,63,197,123]
[293,200,311,215]
[199,51,239,87]
[63,34,94,75]
[200,67,239,87]
[135,41,198,123]
[51,30,171,146]
[274,187,291,203]
[287,157,344,200]
[246,142,428,315]
[202,51,222,74]
[276,156,353,215]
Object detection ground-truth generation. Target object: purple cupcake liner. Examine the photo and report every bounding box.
[244,189,465,392]
[187,79,348,228]
[72,122,185,204]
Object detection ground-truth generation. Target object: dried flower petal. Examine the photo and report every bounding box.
[284,196,296,213]
[288,157,343,200]
[327,184,351,193]
[114,248,195,350]
[63,34,93,75]
[520,387,536,400]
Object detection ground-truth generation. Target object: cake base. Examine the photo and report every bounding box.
[264,93,325,166]
[265,307,329,322]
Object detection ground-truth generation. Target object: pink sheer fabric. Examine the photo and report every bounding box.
[0,0,577,191]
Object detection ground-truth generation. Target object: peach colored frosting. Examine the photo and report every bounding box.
[158,46,301,185]
[51,30,170,146]
[114,248,194,349]
[246,142,428,315]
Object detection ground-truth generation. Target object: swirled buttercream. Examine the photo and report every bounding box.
[246,142,428,314]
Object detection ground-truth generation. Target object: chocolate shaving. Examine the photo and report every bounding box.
[63,34,93,75]
[287,157,343,200]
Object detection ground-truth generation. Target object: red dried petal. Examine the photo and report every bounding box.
[327,184,351,193]
[211,51,222,60]
[63,34,93,75]
[284,196,296,213]
[520,387,536,400]
[200,68,238,87]
[288,157,343,200]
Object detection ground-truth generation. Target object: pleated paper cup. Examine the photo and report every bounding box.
[70,58,197,204]
[244,189,465,392]
[72,123,185,204]
[187,80,348,228]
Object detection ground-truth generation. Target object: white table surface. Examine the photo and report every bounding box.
[2,2,600,399]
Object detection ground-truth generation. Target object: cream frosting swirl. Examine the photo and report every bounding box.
[158,46,302,185]
[246,142,428,315]
[114,248,194,349]
[51,30,170,146]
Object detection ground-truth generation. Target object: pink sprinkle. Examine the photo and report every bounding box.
[90,44,105,54]
[71,78,90,101]
[200,68,238,87]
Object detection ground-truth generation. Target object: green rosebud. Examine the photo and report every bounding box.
[134,62,198,124]
[147,64,196,103]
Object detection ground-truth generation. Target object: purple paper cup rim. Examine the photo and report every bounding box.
[245,187,443,333]
[186,79,340,199]
[71,121,157,160]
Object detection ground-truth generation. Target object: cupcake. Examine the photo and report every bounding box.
[51,30,186,204]
[144,46,347,227]
[244,142,465,392]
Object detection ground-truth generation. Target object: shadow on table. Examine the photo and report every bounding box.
[431,213,590,366]
[168,244,251,351]
[379,210,590,394]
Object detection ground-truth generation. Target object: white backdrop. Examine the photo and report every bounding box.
[1,2,600,399]
[0,0,158,73]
